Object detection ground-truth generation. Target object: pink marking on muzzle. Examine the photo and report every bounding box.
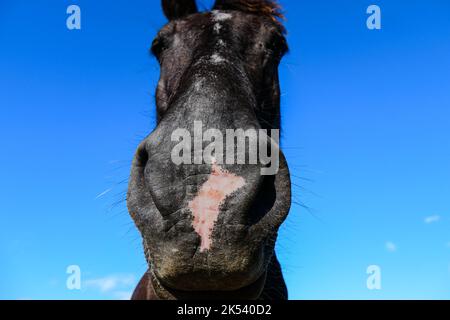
[189,164,246,252]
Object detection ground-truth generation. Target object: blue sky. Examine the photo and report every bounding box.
[0,0,449,300]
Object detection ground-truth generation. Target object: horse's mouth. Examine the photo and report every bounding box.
[135,155,291,296]
[150,269,267,300]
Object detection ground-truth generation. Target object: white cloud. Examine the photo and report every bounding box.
[424,215,441,224]
[385,241,397,252]
[84,274,135,293]
[112,291,133,300]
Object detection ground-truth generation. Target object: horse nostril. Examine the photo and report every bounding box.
[136,146,149,168]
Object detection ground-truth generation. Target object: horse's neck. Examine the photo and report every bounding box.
[131,254,287,300]
[131,270,159,300]
[258,252,288,300]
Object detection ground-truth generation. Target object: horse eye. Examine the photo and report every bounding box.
[266,35,288,60]
[151,36,168,58]
[136,145,149,168]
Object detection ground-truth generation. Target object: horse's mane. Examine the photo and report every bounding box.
[213,0,285,33]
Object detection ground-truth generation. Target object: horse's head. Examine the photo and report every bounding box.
[127,0,291,299]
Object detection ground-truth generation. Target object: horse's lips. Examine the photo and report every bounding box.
[188,163,246,252]
[150,268,267,298]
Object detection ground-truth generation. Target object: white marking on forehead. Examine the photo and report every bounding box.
[213,23,222,34]
[210,53,226,64]
[212,10,232,22]
[189,163,246,252]
[217,39,226,47]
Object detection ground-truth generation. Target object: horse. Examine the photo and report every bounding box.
[127,0,291,300]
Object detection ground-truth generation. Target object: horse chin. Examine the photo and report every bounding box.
[150,269,268,300]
